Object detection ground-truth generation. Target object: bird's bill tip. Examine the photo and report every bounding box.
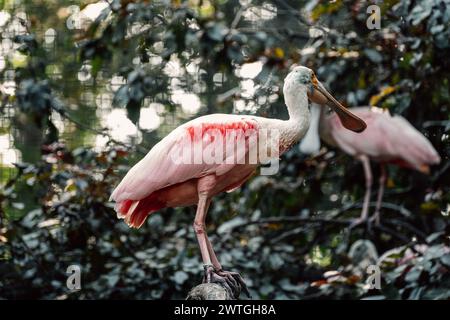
[310,78,367,133]
[335,108,367,133]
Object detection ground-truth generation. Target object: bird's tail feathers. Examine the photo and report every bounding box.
[115,193,164,229]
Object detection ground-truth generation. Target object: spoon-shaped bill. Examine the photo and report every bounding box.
[310,78,367,133]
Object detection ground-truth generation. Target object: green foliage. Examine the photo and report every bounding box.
[380,241,450,300]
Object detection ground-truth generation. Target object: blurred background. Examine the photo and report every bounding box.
[0,0,449,299]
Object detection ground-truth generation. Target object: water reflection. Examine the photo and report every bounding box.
[0,4,275,179]
[0,134,20,166]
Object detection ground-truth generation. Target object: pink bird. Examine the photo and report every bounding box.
[110,66,366,298]
[300,104,441,226]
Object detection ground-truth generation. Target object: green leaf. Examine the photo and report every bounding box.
[364,49,382,63]
[440,254,450,267]
[405,268,422,283]
[206,23,229,42]
[173,271,188,285]
[410,4,432,25]
[426,232,444,244]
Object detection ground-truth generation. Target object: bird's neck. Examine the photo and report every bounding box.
[280,87,310,148]
[299,103,322,154]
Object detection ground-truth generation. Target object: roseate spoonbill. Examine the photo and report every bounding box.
[110,66,366,298]
[300,104,441,226]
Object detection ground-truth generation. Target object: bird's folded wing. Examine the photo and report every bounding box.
[110,116,259,203]
[328,109,440,168]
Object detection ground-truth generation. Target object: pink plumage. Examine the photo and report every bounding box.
[322,107,441,172]
[110,114,261,228]
[317,106,441,225]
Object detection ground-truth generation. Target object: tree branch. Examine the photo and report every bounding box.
[186,283,231,300]
[51,106,147,155]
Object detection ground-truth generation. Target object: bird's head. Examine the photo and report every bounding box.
[284,66,366,133]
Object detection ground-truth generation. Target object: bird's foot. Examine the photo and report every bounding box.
[348,217,369,230]
[203,265,251,299]
[349,216,380,233]
[370,212,381,226]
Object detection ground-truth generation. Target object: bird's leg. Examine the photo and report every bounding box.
[204,220,221,271]
[193,176,249,299]
[372,164,386,225]
[350,155,372,228]
[193,195,213,269]
[204,235,250,298]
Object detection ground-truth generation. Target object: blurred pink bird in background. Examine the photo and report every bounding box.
[300,105,441,227]
[110,66,366,298]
